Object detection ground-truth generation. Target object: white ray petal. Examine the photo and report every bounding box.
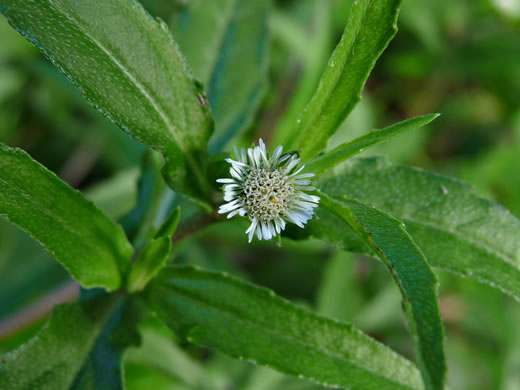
[297,192,320,203]
[247,148,255,166]
[285,157,300,173]
[289,165,305,177]
[227,210,239,219]
[247,220,258,243]
[274,219,282,233]
[294,173,315,179]
[272,145,283,161]
[279,154,291,163]
[257,226,263,240]
[223,184,240,190]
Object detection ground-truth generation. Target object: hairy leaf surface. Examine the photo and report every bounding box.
[0,0,213,202]
[311,157,520,300]
[319,193,446,390]
[0,144,132,290]
[145,265,423,390]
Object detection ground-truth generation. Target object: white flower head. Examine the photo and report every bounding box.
[217,139,320,243]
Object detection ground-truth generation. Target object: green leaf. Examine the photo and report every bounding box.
[0,293,141,390]
[144,265,424,390]
[127,237,172,293]
[0,144,132,291]
[271,0,333,148]
[0,0,213,203]
[319,193,446,390]
[306,113,439,173]
[282,0,402,160]
[314,157,520,301]
[125,321,205,387]
[174,0,269,154]
[154,207,181,239]
[121,150,169,248]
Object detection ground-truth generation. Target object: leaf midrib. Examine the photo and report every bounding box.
[154,279,419,389]
[47,0,207,190]
[330,194,520,281]
[292,0,372,150]
[64,297,123,389]
[0,174,121,272]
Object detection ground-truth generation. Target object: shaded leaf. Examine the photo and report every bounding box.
[145,265,423,390]
[120,150,168,247]
[154,207,181,239]
[0,294,141,390]
[125,322,205,387]
[174,0,269,153]
[0,220,70,319]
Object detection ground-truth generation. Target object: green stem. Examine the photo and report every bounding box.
[172,210,222,244]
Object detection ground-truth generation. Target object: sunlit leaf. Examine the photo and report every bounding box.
[0,0,213,203]
[306,113,439,173]
[0,144,132,290]
[311,157,520,301]
[283,0,402,159]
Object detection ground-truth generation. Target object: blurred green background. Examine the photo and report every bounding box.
[1,0,520,389]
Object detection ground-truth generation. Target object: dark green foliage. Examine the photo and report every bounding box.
[311,157,520,300]
[145,265,424,390]
[0,0,214,204]
[319,194,445,390]
[0,0,519,389]
[0,294,141,390]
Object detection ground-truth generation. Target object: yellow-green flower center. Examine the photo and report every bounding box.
[243,168,294,222]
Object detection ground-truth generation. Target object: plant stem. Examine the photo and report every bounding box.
[172,209,222,244]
